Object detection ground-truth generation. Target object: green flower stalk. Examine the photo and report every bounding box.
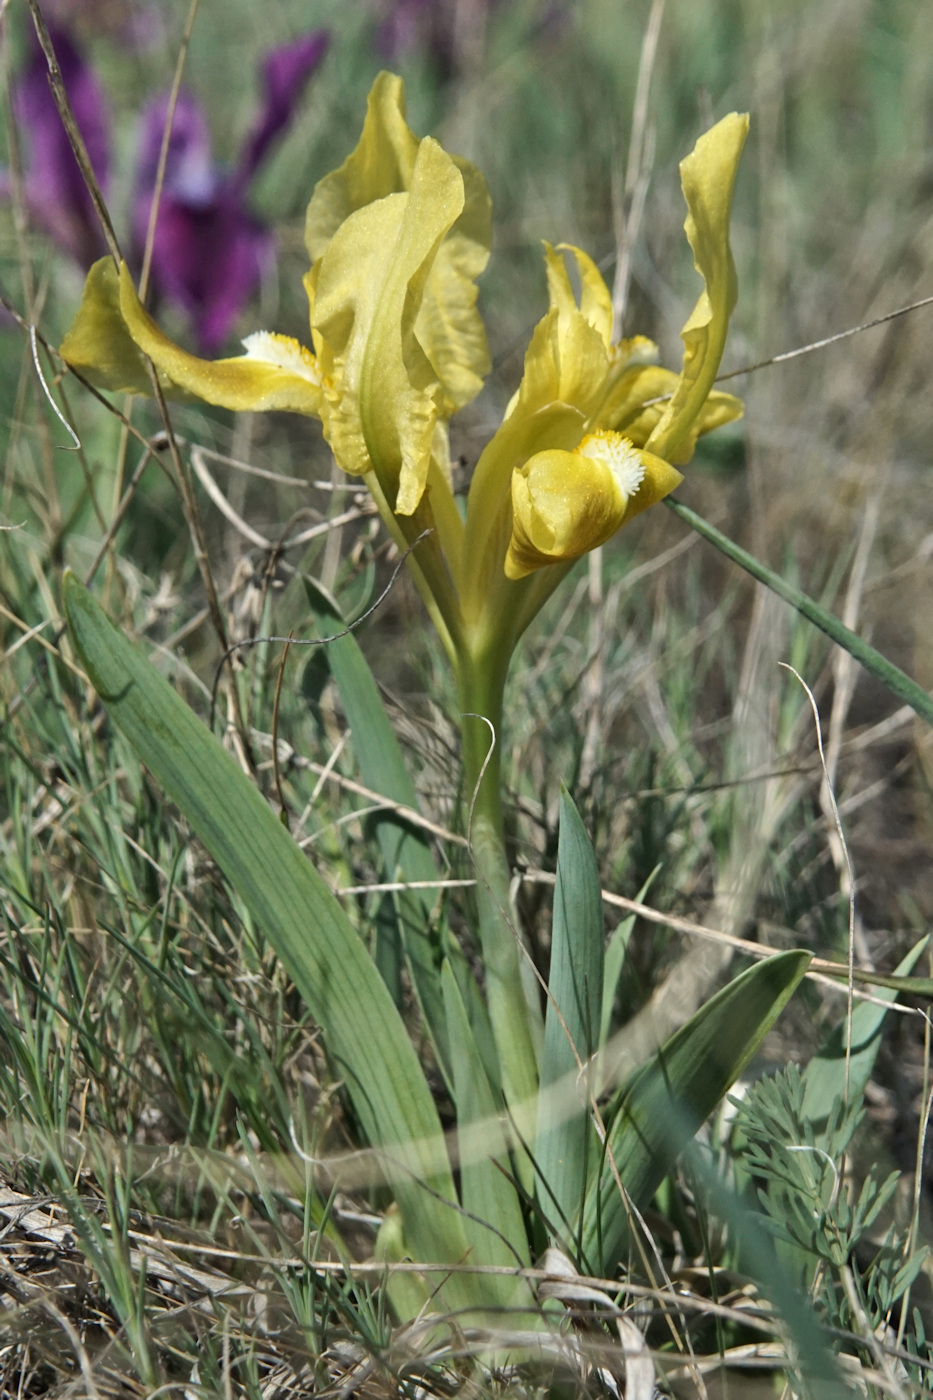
[60,73,748,1123]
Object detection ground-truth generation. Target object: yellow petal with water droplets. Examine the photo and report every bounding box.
[646,112,748,463]
[506,447,624,579]
[311,135,466,514]
[617,452,683,527]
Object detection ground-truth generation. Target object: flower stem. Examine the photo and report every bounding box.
[458,637,540,1138]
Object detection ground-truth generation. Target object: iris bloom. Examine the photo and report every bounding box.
[2,21,110,266]
[60,72,746,692]
[3,21,327,354]
[132,31,329,353]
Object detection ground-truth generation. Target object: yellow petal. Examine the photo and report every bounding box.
[544,243,613,349]
[59,259,325,416]
[616,451,683,528]
[311,135,467,513]
[117,266,324,414]
[646,112,748,463]
[505,432,680,579]
[304,73,418,259]
[506,447,623,579]
[305,72,490,419]
[59,257,167,396]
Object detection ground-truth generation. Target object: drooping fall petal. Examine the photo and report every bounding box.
[60,258,325,415]
[505,432,682,579]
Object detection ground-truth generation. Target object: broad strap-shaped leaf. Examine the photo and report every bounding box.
[305,579,497,1093]
[581,949,810,1275]
[61,574,479,1307]
[800,936,928,1136]
[535,790,604,1239]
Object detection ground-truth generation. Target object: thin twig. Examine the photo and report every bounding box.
[779,664,856,1096]
[207,530,433,729]
[25,0,120,261]
[138,0,202,299]
[271,633,294,828]
[718,294,933,382]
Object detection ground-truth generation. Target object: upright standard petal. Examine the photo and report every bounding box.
[544,242,613,350]
[305,73,490,417]
[310,135,471,514]
[646,112,748,463]
[304,72,419,258]
[60,258,325,415]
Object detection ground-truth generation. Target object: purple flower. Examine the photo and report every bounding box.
[3,21,110,265]
[132,30,329,354]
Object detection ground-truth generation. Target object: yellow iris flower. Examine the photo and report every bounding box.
[60,72,747,668]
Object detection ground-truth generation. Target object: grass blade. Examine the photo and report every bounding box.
[666,496,933,727]
[801,935,929,1133]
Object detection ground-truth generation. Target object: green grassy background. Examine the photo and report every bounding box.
[2,0,933,1393]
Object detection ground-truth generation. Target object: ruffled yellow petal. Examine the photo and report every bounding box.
[304,72,419,259]
[646,112,748,462]
[60,259,325,416]
[505,431,681,579]
[305,72,490,421]
[600,359,743,462]
[310,135,467,513]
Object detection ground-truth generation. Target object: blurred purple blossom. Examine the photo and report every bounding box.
[1,22,328,355]
[3,22,110,265]
[376,0,466,79]
[133,30,330,354]
[376,0,568,76]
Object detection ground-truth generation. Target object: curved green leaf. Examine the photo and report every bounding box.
[535,789,603,1240]
[582,949,810,1274]
[801,935,928,1134]
[305,579,498,1092]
